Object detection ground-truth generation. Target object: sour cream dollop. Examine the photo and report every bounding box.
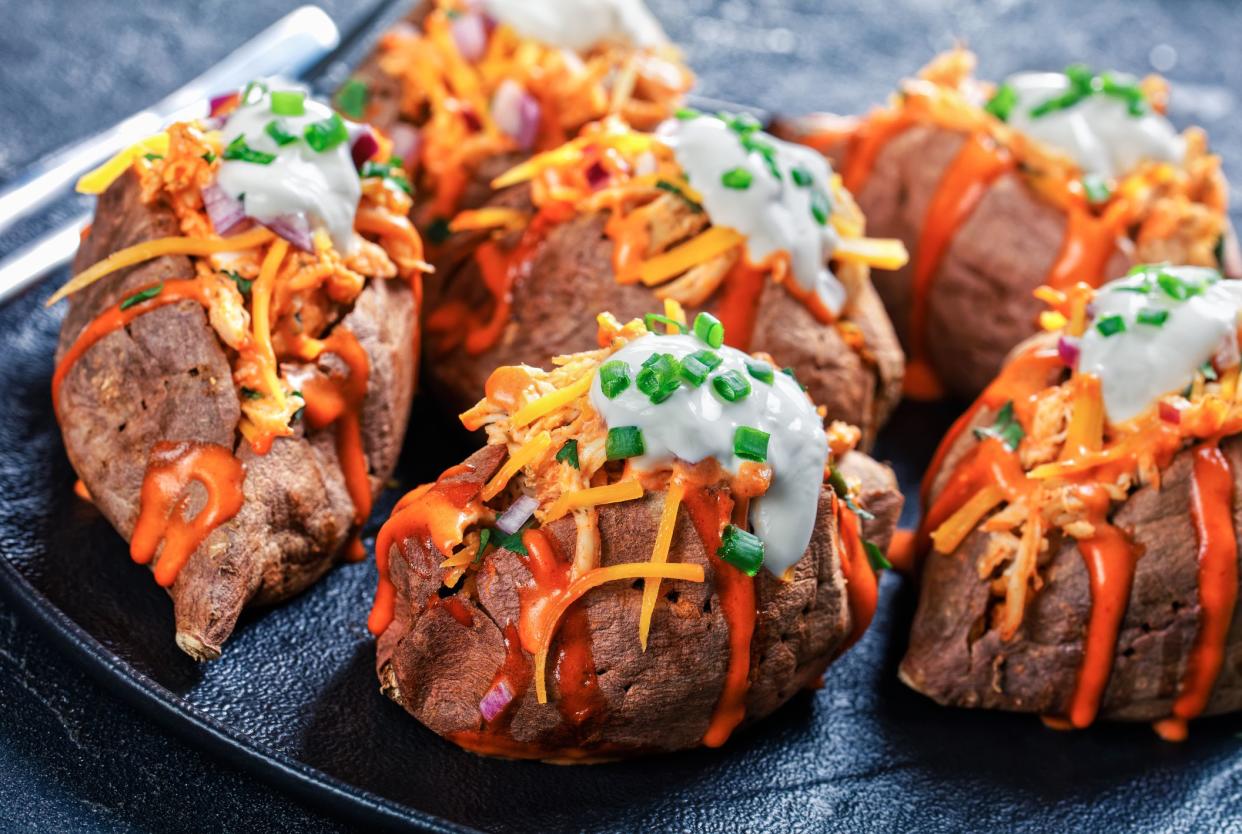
[658,114,846,315]
[1004,71,1185,181]
[216,83,362,252]
[589,333,829,576]
[1077,266,1240,423]
[481,0,667,52]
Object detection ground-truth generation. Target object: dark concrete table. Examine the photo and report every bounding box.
[0,1,1238,830]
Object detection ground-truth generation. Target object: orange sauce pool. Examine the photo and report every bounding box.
[130,440,245,587]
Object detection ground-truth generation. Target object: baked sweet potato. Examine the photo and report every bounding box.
[904,267,1242,738]
[422,114,906,448]
[773,49,1237,399]
[52,87,423,659]
[370,313,902,758]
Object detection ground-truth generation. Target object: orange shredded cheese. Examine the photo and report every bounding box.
[931,484,1006,554]
[510,371,595,429]
[662,298,687,330]
[76,133,172,194]
[251,239,291,409]
[832,236,910,270]
[481,431,552,501]
[638,478,685,650]
[626,226,745,286]
[449,207,529,233]
[542,478,645,522]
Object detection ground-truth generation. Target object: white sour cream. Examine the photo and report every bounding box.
[588,333,829,576]
[1078,266,1240,423]
[216,83,362,252]
[1004,71,1185,181]
[657,115,846,315]
[481,0,667,52]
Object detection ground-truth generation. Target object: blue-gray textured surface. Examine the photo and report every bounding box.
[0,2,1241,833]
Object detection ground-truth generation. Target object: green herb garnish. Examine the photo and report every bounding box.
[224,270,253,296]
[984,82,1018,122]
[1081,174,1111,204]
[972,400,1025,451]
[721,167,753,190]
[717,524,764,576]
[643,313,682,334]
[1136,308,1169,327]
[119,283,164,310]
[733,426,770,462]
[241,80,269,106]
[360,159,414,194]
[201,151,217,164]
[827,467,874,520]
[1156,269,1205,301]
[712,369,752,403]
[494,524,530,556]
[655,179,703,212]
[605,426,645,460]
[270,90,306,117]
[636,353,682,403]
[1095,314,1126,337]
[693,312,724,348]
[674,107,701,121]
[474,528,492,563]
[222,134,276,165]
[810,188,831,225]
[864,540,892,572]
[679,354,712,387]
[264,119,299,146]
[790,166,813,187]
[555,439,580,469]
[1201,361,1219,382]
[142,152,164,161]
[303,113,348,152]
[598,360,632,399]
[336,79,369,120]
[746,360,774,384]
[691,349,723,371]
[240,387,264,400]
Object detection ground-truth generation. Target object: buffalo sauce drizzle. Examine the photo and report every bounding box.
[834,496,879,653]
[130,440,245,587]
[303,327,372,561]
[714,258,771,353]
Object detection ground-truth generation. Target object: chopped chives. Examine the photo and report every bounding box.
[1156,270,1203,301]
[643,313,682,334]
[303,113,349,152]
[693,312,724,348]
[712,370,752,402]
[691,349,723,371]
[336,79,369,120]
[984,82,1017,122]
[1081,174,1111,204]
[790,166,813,187]
[1136,308,1169,327]
[1095,314,1126,337]
[605,426,645,460]
[270,90,305,116]
[717,524,764,576]
[598,360,632,399]
[119,282,164,310]
[733,426,770,462]
[222,134,276,165]
[264,120,298,146]
[142,152,164,161]
[721,167,753,190]
[679,354,711,387]
[721,111,762,135]
[241,80,269,106]
[746,360,774,384]
[655,179,703,212]
[555,439,579,469]
[675,107,701,120]
[201,151,217,164]
[636,353,681,403]
[810,188,831,225]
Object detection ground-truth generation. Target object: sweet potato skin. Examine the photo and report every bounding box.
[903,367,1242,721]
[375,445,903,758]
[54,170,418,659]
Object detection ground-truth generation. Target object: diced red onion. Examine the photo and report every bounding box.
[496,494,538,535]
[585,160,609,189]
[1057,335,1080,368]
[461,105,483,133]
[491,79,540,151]
[479,679,514,722]
[451,12,488,62]
[351,128,380,169]
[389,123,421,165]
[1159,400,1182,424]
[263,213,314,252]
[202,183,247,235]
[209,91,239,118]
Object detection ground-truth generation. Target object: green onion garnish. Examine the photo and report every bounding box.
[1081,175,1111,204]
[810,189,831,225]
[1201,361,1219,382]
[224,270,252,296]
[864,540,892,571]
[270,90,306,116]
[636,353,682,403]
[605,426,645,460]
[675,106,701,121]
[1095,314,1126,337]
[142,152,164,161]
[119,282,164,311]
[555,439,580,469]
[972,400,1025,451]
[303,113,349,153]
[721,167,753,190]
[733,426,770,462]
[746,360,774,384]
[984,82,1017,122]
[712,370,752,402]
[1156,270,1204,301]
[741,133,781,180]
[222,134,276,165]
[241,80,269,106]
[240,387,264,401]
[1136,308,1169,327]
[790,166,813,187]
[360,159,413,194]
[201,151,217,164]
[644,313,682,334]
[679,354,711,387]
[655,179,703,212]
[336,79,369,120]
[691,349,723,371]
[693,312,724,348]
[721,111,762,135]
[264,120,299,146]
[474,528,492,564]
[717,524,764,576]
[598,360,632,399]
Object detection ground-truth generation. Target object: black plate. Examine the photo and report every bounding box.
[4,271,1242,833]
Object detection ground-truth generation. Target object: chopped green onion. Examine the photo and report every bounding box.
[119,282,164,310]
[1136,308,1169,327]
[359,159,413,194]
[746,360,774,384]
[1201,361,1219,382]
[691,349,723,371]
[201,151,217,164]
[721,167,753,190]
[717,524,764,576]
[605,426,645,460]
[270,90,306,116]
[427,217,452,244]
[303,113,349,152]
[222,134,276,165]
[474,528,492,563]
[142,152,164,161]
[240,387,264,401]
[721,111,762,135]
[675,106,701,120]
[972,400,1025,451]
[712,370,752,402]
[810,188,831,225]
[741,133,781,180]
[643,313,682,334]
[1115,283,1152,294]
[555,439,580,469]
[636,353,682,403]
[790,166,813,187]
[1100,73,1148,116]
[1081,174,1111,204]
[864,540,892,571]
[984,82,1018,122]
[224,270,252,296]
[1156,270,1204,301]
[598,360,632,399]
[1095,314,1126,337]
[655,179,703,212]
[733,426,770,462]
[336,79,369,120]
[264,120,299,146]
[693,312,724,348]
[679,354,711,387]
[241,80,269,106]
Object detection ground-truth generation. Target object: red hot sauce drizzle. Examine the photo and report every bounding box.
[130,440,246,587]
[835,496,879,654]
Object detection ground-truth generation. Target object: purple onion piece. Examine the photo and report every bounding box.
[1057,335,1080,368]
[451,12,488,62]
[351,128,380,170]
[208,91,238,117]
[263,213,315,252]
[201,183,247,235]
[585,160,609,189]
[496,494,538,535]
[491,80,540,151]
[479,679,514,722]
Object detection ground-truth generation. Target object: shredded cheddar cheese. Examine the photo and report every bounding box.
[638,478,685,650]
[832,236,911,271]
[510,371,595,429]
[542,479,645,523]
[76,133,172,194]
[930,484,1005,554]
[481,431,553,501]
[628,226,746,286]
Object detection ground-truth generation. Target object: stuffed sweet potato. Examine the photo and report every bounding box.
[422,112,908,447]
[51,83,425,659]
[345,0,692,231]
[369,311,902,759]
[774,49,1237,400]
[905,266,1242,739]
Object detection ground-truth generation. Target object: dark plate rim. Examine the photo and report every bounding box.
[0,551,476,834]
